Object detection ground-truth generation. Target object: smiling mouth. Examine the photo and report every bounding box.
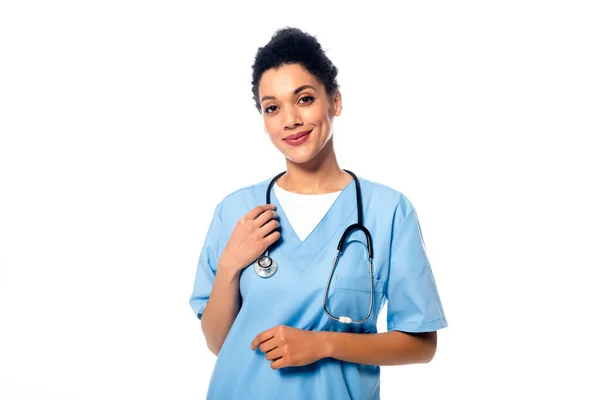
[284,130,313,141]
[282,130,313,146]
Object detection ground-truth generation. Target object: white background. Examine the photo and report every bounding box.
[1,1,599,399]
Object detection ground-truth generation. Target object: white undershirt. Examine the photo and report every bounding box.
[273,182,343,242]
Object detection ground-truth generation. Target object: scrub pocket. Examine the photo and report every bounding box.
[329,274,385,331]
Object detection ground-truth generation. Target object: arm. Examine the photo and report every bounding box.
[319,330,437,366]
[200,262,242,356]
[199,204,281,356]
[251,325,437,369]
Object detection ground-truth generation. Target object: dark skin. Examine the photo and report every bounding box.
[250,63,437,370]
[251,325,437,370]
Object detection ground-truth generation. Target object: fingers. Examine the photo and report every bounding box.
[263,229,281,246]
[251,328,275,350]
[251,326,290,370]
[259,338,279,354]
[265,347,283,361]
[245,204,277,222]
[255,208,278,228]
[270,357,286,370]
[257,219,279,238]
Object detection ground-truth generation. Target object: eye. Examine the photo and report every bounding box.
[299,96,314,104]
[263,96,313,114]
[264,105,277,114]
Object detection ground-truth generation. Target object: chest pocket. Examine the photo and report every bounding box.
[330,274,385,328]
[327,235,386,332]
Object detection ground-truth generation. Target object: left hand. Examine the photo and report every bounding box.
[251,325,326,370]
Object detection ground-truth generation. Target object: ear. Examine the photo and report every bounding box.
[333,90,342,116]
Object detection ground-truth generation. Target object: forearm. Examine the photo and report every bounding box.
[200,262,242,355]
[319,330,437,366]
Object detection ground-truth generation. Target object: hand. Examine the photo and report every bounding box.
[220,204,280,275]
[251,325,328,370]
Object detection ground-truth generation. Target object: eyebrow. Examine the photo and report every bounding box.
[260,85,317,103]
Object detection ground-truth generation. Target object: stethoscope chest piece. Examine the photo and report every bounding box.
[256,169,374,325]
[254,255,278,278]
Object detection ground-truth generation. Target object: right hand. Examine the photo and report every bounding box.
[219,204,281,275]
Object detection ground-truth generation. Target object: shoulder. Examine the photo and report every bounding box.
[357,174,416,218]
[212,176,273,223]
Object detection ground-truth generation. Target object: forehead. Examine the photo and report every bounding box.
[258,64,322,97]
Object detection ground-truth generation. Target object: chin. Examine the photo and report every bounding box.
[284,154,316,164]
[274,134,328,164]
[282,149,320,164]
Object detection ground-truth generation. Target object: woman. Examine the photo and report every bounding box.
[189,26,448,399]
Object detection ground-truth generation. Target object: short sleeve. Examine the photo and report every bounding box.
[189,201,225,320]
[386,202,448,332]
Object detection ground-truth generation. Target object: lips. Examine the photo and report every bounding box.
[284,130,312,140]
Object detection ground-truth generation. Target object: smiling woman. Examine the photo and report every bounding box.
[258,63,341,168]
[189,26,448,400]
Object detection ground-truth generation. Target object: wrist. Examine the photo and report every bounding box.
[217,261,241,283]
[317,331,335,359]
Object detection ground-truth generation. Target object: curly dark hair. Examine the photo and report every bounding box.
[251,27,340,114]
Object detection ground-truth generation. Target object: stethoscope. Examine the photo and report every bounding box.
[253,169,375,325]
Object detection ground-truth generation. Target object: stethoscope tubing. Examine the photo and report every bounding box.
[256,169,375,324]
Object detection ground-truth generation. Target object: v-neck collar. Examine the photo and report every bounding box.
[273,183,343,242]
[265,176,361,273]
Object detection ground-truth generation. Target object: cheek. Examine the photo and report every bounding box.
[269,135,283,148]
[304,107,327,125]
[264,128,284,149]
[262,105,329,140]
[263,120,278,138]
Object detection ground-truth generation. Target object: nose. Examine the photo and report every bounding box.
[284,107,302,129]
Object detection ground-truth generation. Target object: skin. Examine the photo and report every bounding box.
[200,64,438,364]
[258,63,351,194]
[249,63,438,370]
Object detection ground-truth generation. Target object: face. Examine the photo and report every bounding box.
[258,63,342,164]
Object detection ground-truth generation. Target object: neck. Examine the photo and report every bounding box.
[279,136,352,194]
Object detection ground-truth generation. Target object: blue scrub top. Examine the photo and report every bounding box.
[189,175,448,400]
